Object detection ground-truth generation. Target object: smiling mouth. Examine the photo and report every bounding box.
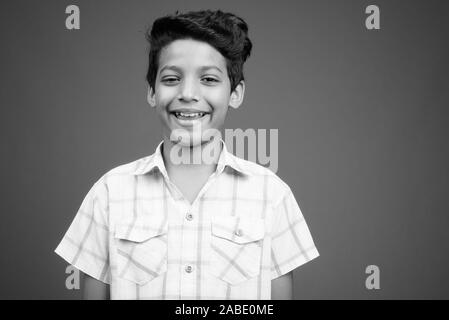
[171,111,209,120]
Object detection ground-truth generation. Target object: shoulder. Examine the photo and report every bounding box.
[86,154,153,194]
[105,154,153,177]
[231,154,292,204]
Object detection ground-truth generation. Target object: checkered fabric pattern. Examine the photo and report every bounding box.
[54,140,319,299]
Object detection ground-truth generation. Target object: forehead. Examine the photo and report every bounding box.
[158,39,227,72]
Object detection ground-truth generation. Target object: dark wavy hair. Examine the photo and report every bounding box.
[145,10,252,93]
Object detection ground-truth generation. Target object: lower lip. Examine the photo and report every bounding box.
[171,113,209,126]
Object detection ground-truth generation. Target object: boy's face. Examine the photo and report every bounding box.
[147,38,244,147]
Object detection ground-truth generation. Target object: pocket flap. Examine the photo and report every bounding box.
[211,216,265,244]
[115,220,167,242]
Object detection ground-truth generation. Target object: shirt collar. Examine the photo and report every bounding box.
[133,139,253,177]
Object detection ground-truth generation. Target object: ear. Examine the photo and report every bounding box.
[147,85,156,108]
[229,80,245,109]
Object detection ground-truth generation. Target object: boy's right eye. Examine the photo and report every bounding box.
[161,77,179,84]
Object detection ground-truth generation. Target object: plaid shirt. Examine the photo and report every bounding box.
[54,140,319,299]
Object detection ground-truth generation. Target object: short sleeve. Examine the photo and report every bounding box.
[270,188,319,279]
[54,178,111,284]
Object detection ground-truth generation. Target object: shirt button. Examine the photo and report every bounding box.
[185,265,193,273]
[235,228,243,237]
[186,213,194,221]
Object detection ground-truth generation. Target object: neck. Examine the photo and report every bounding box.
[161,136,223,176]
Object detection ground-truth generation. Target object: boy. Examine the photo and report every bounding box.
[55,9,319,300]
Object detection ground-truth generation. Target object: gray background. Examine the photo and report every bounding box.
[1,0,448,299]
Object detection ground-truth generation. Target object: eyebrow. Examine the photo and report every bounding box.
[159,65,223,74]
[199,66,223,74]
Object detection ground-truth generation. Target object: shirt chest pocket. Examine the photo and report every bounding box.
[114,218,168,285]
[209,216,265,286]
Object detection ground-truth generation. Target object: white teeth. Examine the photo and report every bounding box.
[174,112,205,118]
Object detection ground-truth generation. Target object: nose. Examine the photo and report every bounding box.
[178,78,199,102]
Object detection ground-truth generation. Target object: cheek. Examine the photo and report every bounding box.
[155,87,176,107]
[205,88,230,109]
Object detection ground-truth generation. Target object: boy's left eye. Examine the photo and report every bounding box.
[202,77,219,83]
